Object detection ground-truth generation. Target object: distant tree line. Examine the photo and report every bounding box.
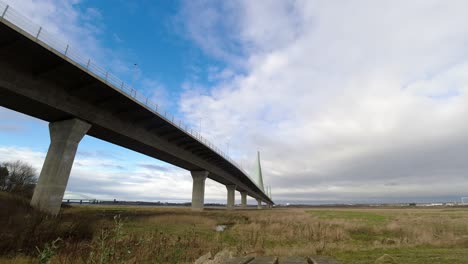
[0,160,37,198]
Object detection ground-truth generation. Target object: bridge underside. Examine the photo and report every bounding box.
[0,19,273,213]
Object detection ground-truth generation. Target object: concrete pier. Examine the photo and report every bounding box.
[31,118,91,215]
[256,198,262,209]
[240,191,247,208]
[191,171,209,210]
[226,184,236,209]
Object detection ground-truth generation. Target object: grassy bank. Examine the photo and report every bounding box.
[1,194,467,263]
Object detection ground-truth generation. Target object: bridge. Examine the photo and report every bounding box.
[0,3,273,215]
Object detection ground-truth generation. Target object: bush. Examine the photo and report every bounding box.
[0,160,37,199]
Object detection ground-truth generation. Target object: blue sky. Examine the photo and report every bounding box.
[74,0,224,113]
[83,1,219,93]
[2,0,468,204]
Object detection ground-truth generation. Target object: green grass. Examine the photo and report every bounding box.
[308,210,390,224]
[334,247,468,264]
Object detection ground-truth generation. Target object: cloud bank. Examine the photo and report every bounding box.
[0,146,230,202]
[179,0,468,202]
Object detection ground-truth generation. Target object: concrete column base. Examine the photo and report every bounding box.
[240,191,247,209]
[226,184,236,210]
[31,118,91,215]
[256,199,262,209]
[191,171,209,210]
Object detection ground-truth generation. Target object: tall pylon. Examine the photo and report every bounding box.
[254,151,265,192]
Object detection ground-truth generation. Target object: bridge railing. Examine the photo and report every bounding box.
[0,2,267,197]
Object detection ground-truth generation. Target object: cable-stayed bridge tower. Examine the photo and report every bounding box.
[254,151,265,191]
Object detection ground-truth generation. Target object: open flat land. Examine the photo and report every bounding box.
[1,195,468,263]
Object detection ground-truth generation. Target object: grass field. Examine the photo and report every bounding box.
[1,193,468,263]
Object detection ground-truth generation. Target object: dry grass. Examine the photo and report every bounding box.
[0,192,94,256]
[1,194,467,263]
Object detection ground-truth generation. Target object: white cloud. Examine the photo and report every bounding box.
[0,146,46,169]
[177,1,245,66]
[0,145,234,202]
[179,0,468,202]
[2,0,103,61]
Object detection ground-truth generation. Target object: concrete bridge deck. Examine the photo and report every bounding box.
[0,2,273,214]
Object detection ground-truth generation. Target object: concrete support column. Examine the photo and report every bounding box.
[191,171,209,210]
[226,184,236,210]
[240,191,247,209]
[31,118,91,215]
[256,199,262,209]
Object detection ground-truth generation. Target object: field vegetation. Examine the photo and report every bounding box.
[1,192,467,263]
